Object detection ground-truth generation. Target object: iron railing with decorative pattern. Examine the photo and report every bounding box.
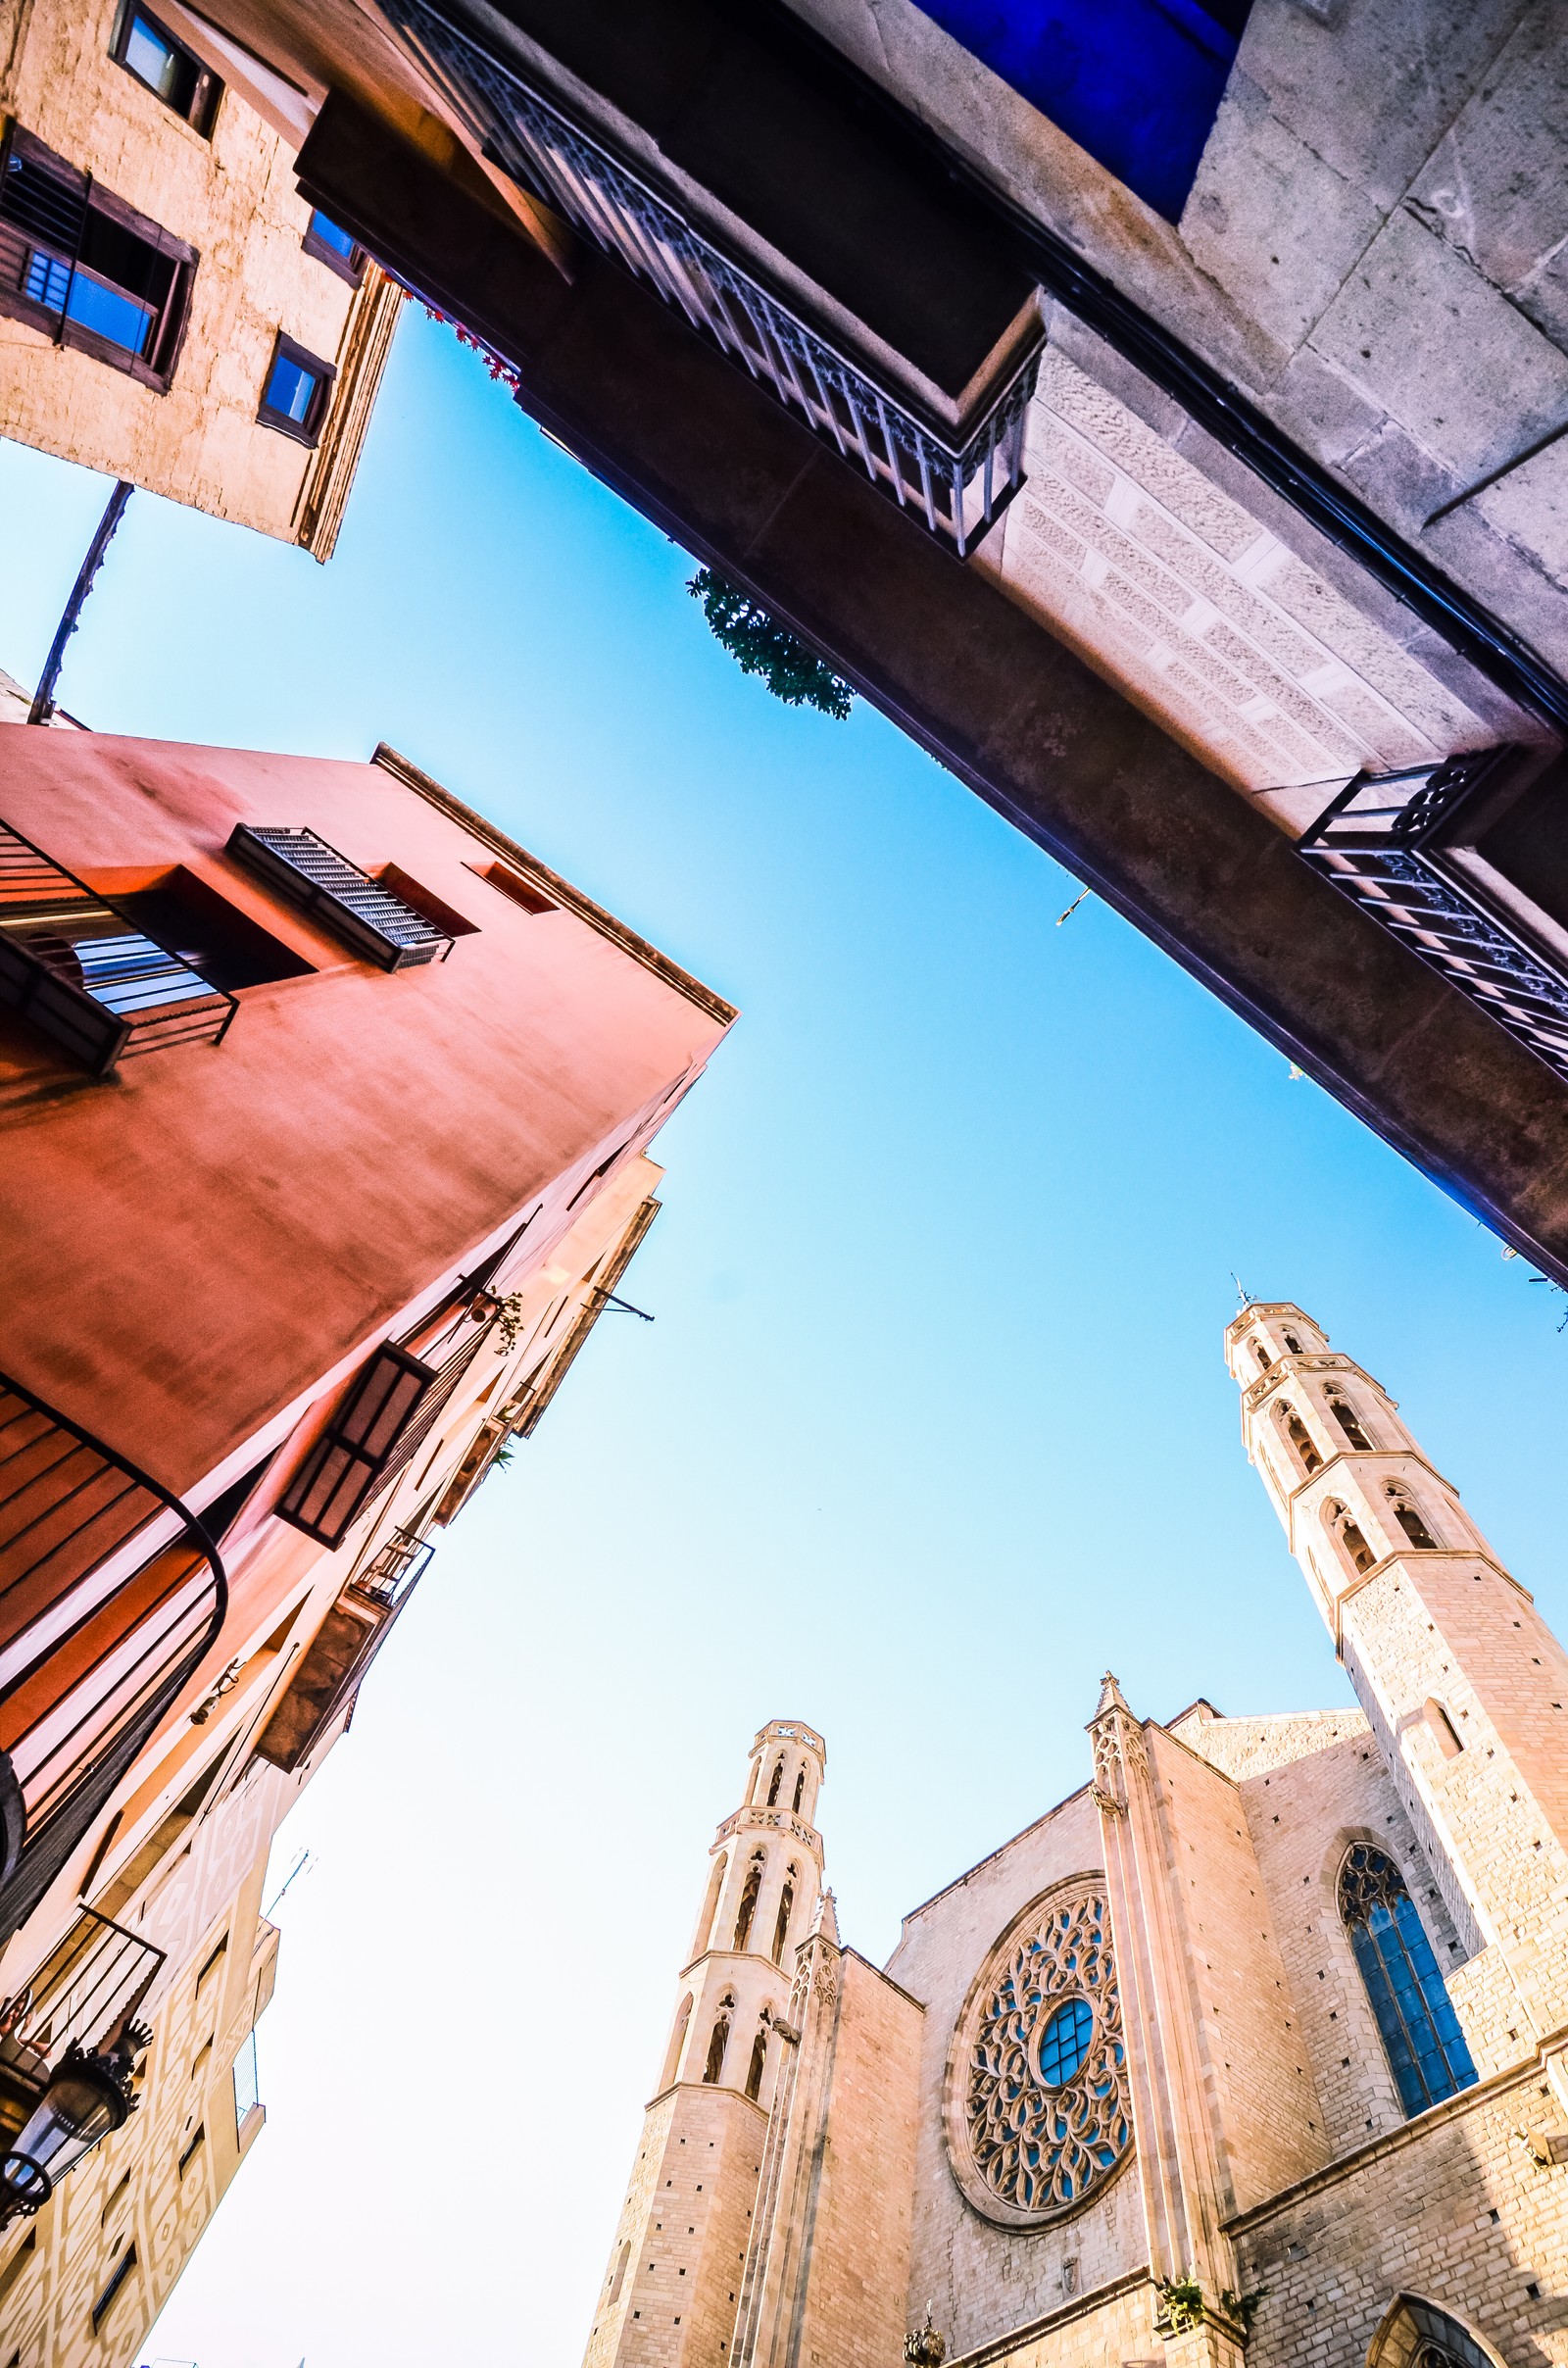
[1298,748,1568,1087]
[0,1375,227,1945]
[378,0,1042,559]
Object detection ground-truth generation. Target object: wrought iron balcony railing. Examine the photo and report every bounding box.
[0,1374,227,1945]
[379,0,1041,559]
[0,1906,166,2146]
[351,1524,434,1607]
[1298,746,1568,1087]
[0,821,237,1074]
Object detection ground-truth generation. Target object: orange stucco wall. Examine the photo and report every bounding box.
[0,729,732,1498]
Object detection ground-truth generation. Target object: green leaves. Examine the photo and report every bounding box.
[688,569,854,718]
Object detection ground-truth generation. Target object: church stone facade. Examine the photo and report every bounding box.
[586,1307,1568,2368]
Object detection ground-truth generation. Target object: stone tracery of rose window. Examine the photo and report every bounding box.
[949,1884,1132,2226]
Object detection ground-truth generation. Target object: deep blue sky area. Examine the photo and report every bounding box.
[3,312,1566,2368]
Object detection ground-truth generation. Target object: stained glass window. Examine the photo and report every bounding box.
[1339,1846,1477,2117]
[1038,1997,1093,2089]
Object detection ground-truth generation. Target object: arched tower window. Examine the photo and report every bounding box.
[1328,1393,1373,1450]
[1327,1501,1376,1574]
[1253,1341,1273,1371]
[608,2240,631,2304]
[703,1998,734,2085]
[696,1852,727,1956]
[771,1869,797,1964]
[733,1851,764,1951]
[1388,1487,1438,1550]
[661,1994,694,2092]
[792,1762,807,1813]
[1338,1845,1477,2117]
[1277,1401,1322,1474]
[745,2024,767,2101]
[1283,1330,1301,1353]
[765,1756,785,1807]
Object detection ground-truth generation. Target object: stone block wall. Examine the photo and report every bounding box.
[583,2084,769,2368]
[950,2269,1161,2368]
[1150,1727,1330,2212]
[1231,2058,1568,2368]
[792,1951,923,2368]
[0,0,397,548]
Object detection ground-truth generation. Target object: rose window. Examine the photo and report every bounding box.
[946,1885,1132,2226]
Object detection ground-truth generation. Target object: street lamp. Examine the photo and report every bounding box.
[0,2023,148,2221]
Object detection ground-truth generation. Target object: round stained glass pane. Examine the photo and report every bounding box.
[1037,1996,1093,2088]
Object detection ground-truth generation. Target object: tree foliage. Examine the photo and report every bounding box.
[688,568,854,718]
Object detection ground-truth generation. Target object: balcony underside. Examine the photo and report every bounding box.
[297,95,1568,1290]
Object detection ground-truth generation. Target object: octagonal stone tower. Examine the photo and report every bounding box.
[583,1720,826,2368]
[1226,1301,1568,2059]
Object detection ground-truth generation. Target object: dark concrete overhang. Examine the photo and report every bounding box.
[296,93,1568,1288]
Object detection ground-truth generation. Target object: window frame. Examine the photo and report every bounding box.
[276,1342,437,1548]
[301,209,366,287]
[256,327,335,447]
[110,3,223,136]
[0,123,197,392]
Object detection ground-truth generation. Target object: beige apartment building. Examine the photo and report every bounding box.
[0,0,401,554]
[589,1306,1568,2368]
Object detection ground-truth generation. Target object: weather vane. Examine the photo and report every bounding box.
[1231,1272,1252,1308]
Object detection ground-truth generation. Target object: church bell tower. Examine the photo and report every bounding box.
[1227,1301,1568,2053]
[583,1720,826,2368]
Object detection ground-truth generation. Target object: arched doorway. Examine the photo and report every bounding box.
[1367,2294,1507,2368]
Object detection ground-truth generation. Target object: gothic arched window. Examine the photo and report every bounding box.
[766,1756,785,1807]
[792,1762,807,1813]
[1388,1488,1438,1550]
[1283,1331,1301,1354]
[733,1851,764,1951]
[1253,1342,1273,1371]
[745,2026,767,2101]
[704,2000,734,2085]
[771,1873,796,1965]
[1278,1402,1322,1474]
[1338,1845,1477,2117]
[1327,1501,1376,1574]
[1328,1394,1373,1450]
[662,1993,694,2091]
[696,1852,727,1956]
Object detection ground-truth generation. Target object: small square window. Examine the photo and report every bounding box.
[258,331,334,445]
[113,5,221,132]
[302,210,366,286]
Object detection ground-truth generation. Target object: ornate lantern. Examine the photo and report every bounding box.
[0,2024,148,2220]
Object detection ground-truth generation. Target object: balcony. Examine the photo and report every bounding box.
[0,821,237,1074]
[1298,746,1568,1086]
[254,1531,434,1773]
[378,0,1044,558]
[0,1373,227,1944]
[0,1907,165,2152]
[227,823,453,970]
[352,1524,435,1606]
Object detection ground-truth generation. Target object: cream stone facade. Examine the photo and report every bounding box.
[588,1308,1568,2368]
[0,0,401,555]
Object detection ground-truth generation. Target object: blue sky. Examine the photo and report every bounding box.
[3,310,1566,2368]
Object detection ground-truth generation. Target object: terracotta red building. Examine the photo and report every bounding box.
[0,721,732,2309]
